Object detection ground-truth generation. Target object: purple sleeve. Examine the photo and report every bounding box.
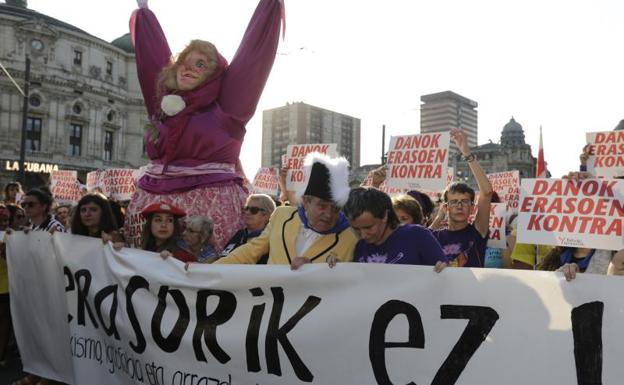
[420,227,449,265]
[130,7,172,117]
[219,0,283,123]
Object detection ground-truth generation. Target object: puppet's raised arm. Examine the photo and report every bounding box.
[130,0,173,117]
[219,0,284,123]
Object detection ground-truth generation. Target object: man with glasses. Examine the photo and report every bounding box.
[215,153,357,266]
[22,189,65,233]
[432,129,493,267]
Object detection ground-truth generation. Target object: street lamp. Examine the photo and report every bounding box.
[0,56,30,184]
[18,56,31,185]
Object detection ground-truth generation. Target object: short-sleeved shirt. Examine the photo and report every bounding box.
[433,224,487,267]
[353,224,448,265]
[30,215,65,233]
[484,247,503,268]
[510,228,553,267]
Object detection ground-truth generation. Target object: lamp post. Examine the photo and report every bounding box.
[18,56,31,185]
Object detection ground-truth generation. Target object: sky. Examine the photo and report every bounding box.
[25,0,624,179]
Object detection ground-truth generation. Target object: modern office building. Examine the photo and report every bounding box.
[420,90,478,156]
[262,102,361,168]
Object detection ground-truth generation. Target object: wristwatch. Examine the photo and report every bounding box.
[462,153,476,162]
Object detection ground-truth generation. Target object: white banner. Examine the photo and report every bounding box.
[517,178,624,250]
[386,132,450,192]
[487,170,520,215]
[7,232,624,385]
[284,144,338,191]
[586,130,624,178]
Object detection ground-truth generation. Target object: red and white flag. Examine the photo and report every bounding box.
[536,125,547,178]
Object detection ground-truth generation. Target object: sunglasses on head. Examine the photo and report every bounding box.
[242,206,266,215]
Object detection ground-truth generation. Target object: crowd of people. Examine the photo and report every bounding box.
[1,0,623,383]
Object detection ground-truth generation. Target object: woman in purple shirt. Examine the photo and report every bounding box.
[343,188,448,270]
[125,0,283,251]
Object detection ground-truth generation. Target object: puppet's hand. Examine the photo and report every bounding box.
[137,0,148,9]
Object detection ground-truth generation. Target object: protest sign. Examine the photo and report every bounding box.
[517,178,624,250]
[7,232,624,385]
[50,170,81,204]
[487,170,520,214]
[469,202,507,249]
[86,170,103,192]
[86,169,139,201]
[586,130,624,178]
[285,143,337,191]
[101,169,139,201]
[421,166,454,202]
[252,167,280,197]
[386,132,450,191]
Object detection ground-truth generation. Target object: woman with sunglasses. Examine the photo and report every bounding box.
[22,189,65,233]
[220,194,276,264]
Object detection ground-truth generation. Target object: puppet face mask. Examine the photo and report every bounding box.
[175,50,212,91]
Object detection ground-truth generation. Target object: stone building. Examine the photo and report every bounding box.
[453,117,538,187]
[0,1,147,189]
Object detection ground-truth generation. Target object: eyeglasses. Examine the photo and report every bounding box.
[243,206,266,215]
[21,201,39,208]
[447,199,473,208]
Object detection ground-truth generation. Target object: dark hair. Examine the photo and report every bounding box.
[443,182,475,203]
[490,191,501,203]
[4,181,23,200]
[5,204,24,229]
[392,194,424,225]
[539,247,568,271]
[70,193,118,238]
[141,213,183,253]
[406,189,435,218]
[25,188,54,213]
[343,187,399,229]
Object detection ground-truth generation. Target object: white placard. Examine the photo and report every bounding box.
[517,178,624,250]
[7,232,624,385]
[50,170,81,204]
[586,130,624,178]
[487,170,520,215]
[252,167,280,197]
[284,143,338,191]
[386,132,450,192]
[470,202,507,249]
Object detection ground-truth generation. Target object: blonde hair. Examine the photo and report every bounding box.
[247,194,276,215]
[158,39,219,94]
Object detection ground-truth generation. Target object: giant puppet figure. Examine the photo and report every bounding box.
[126,0,284,250]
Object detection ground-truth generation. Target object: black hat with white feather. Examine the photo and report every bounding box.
[295,152,350,207]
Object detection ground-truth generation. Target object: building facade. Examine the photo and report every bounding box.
[420,91,478,157]
[0,1,147,190]
[261,102,361,169]
[454,117,537,188]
